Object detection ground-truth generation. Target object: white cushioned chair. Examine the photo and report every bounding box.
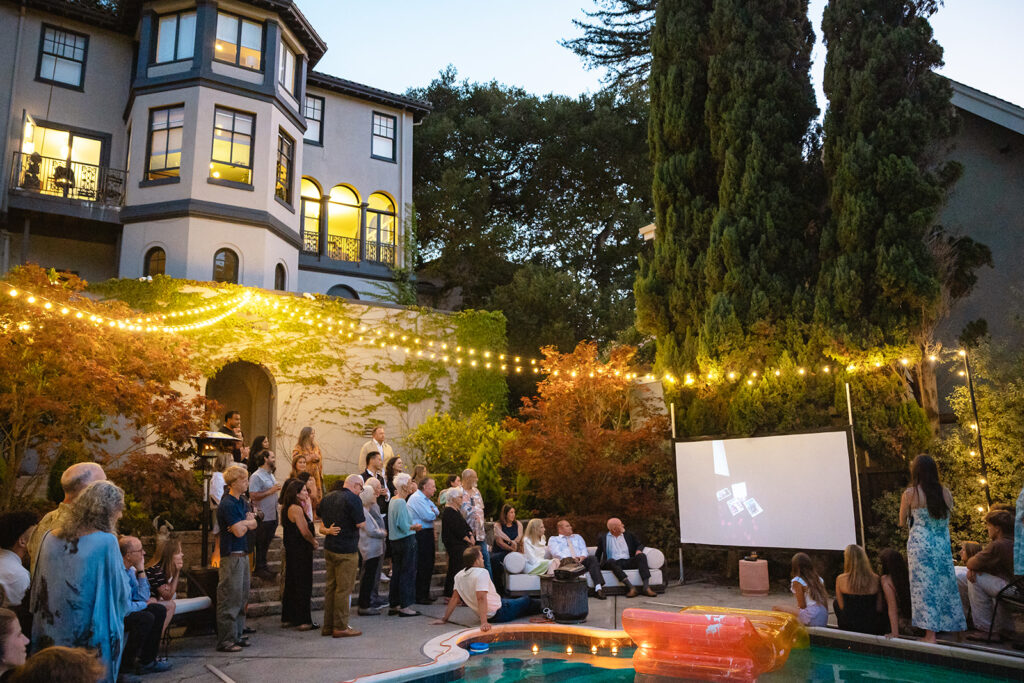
[503,546,666,596]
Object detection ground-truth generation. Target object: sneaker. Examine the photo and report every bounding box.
[398,608,420,617]
[138,660,172,674]
[358,607,382,616]
[379,574,390,583]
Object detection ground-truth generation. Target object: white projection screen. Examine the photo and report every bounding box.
[675,430,857,550]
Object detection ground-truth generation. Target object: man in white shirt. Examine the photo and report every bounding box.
[595,517,657,597]
[0,511,38,608]
[547,519,606,599]
[430,547,540,631]
[248,451,282,581]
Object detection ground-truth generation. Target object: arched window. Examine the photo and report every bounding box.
[213,248,239,283]
[366,192,396,265]
[274,263,286,291]
[327,284,359,300]
[143,247,166,277]
[300,177,321,254]
[327,185,360,262]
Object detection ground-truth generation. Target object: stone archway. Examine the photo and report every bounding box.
[206,361,276,450]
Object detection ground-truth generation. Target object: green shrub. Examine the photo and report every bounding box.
[108,452,203,532]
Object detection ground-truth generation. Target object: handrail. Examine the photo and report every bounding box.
[9,151,126,207]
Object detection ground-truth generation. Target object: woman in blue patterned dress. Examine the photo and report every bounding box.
[899,454,967,643]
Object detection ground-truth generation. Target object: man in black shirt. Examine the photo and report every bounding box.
[218,410,249,464]
[319,475,366,637]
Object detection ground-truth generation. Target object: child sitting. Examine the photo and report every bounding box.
[773,552,829,626]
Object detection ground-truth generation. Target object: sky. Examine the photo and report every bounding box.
[298,0,1024,110]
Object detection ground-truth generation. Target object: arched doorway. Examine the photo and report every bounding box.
[206,361,275,450]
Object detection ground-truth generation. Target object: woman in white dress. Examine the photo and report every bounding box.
[523,518,553,575]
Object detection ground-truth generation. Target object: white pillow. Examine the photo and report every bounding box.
[643,547,665,570]
[503,551,526,574]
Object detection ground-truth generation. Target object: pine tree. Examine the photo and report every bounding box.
[634,0,716,378]
[700,0,820,368]
[815,0,959,359]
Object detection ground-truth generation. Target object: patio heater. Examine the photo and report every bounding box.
[192,430,240,567]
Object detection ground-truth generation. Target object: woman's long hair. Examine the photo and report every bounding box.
[280,479,306,515]
[879,548,912,619]
[55,480,124,540]
[842,544,878,594]
[910,454,949,519]
[146,537,183,583]
[499,504,515,526]
[791,552,828,607]
[249,435,268,455]
[384,456,401,490]
[296,426,316,452]
[0,607,19,662]
[525,518,545,544]
[290,455,307,480]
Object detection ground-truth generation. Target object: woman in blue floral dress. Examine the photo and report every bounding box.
[899,454,966,642]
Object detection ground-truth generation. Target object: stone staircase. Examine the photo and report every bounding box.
[247,537,448,617]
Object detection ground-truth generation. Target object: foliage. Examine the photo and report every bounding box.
[402,405,511,475]
[563,0,656,92]
[502,343,672,538]
[370,205,421,306]
[107,451,204,533]
[0,266,218,509]
[448,310,509,420]
[466,429,511,518]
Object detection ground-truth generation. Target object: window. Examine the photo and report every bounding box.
[303,95,323,144]
[215,12,262,70]
[155,11,196,63]
[327,185,360,262]
[274,263,286,291]
[213,248,239,283]
[147,106,184,180]
[278,40,296,95]
[37,25,88,88]
[144,247,166,277]
[327,284,359,300]
[366,192,396,265]
[210,107,254,185]
[371,113,396,161]
[300,178,321,253]
[275,130,294,203]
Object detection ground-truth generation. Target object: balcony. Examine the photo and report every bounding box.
[10,151,126,208]
[299,230,397,278]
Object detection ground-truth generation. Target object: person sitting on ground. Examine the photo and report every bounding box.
[522,519,553,576]
[954,540,983,627]
[0,512,38,609]
[441,487,474,599]
[119,536,171,676]
[966,509,1016,641]
[0,608,28,682]
[27,462,104,572]
[547,520,607,599]
[833,544,886,635]
[430,547,542,632]
[773,552,828,627]
[145,537,184,641]
[7,646,105,683]
[879,548,913,638]
[357,480,387,616]
[595,517,656,598]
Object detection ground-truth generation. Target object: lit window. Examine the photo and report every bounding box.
[274,263,286,291]
[144,247,166,277]
[213,248,239,284]
[278,41,296,95]
[303,95,323,144]
[300,178,322,253]
[215,12,262,70]
[210,107,254,185]
[275,130,294,204]
[327,185,360,262]
[37,25,88,88]
[371,113,396,161]
[147,105,184,180]
[366,192,396,264]
[155,11,196,63]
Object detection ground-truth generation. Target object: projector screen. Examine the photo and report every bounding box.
[675,430,857,550]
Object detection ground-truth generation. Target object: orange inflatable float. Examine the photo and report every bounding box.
[621,606,808,681]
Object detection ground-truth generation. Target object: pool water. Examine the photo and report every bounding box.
[456,642,1013,682]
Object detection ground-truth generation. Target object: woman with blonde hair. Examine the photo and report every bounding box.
[291,428,323,510]
[834,544,886,634]
[523,519,552,575]
[30,481,130,683]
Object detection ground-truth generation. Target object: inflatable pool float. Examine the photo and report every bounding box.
[621,606,808,681]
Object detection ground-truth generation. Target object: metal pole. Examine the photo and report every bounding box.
[962,350,992,507]
[201,454,210,567]
[845,383,867,546]
[670,402,676,439]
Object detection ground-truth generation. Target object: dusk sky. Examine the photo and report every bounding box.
[299,1,1024,109]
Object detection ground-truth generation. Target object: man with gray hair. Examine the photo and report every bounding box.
[27,461,105,571]
[319,474,366,637]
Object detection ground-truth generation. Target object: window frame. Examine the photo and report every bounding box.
[144,104,185,183]
[36,23,89,91]
[278,39,297,96]
[213,10,265,72]
[153,10,197,64]
[144,247,166,277]
[274,263,287,291]
[275,128,295,206]
[209,105,256,189]
[212,248,240,284]
[303,94,324,145]
[370,112,397,162]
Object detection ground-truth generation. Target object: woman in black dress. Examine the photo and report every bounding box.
[440,487,474,598]
[834,544,886,635]
[280,479,317,630]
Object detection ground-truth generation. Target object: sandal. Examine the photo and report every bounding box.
[216,644,243,653]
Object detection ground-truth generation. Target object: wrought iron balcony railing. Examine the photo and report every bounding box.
[300,232,396,267]
[327,235,360,262]
[9,151,126,207]
[365,241,396,266]
[301,230,319,254]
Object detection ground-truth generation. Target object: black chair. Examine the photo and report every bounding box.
[987,574,1024,642]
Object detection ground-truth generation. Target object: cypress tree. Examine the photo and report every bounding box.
[815,0,959,358]
[635,0,716,378]
[700,0,820,368]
